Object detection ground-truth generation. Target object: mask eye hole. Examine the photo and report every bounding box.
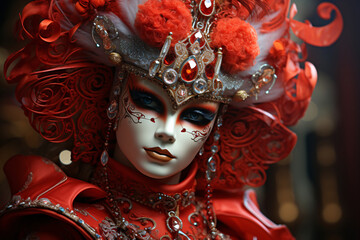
[180,108,216,126]
[129,88,164,114]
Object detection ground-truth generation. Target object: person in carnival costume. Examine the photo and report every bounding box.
[0,0,343,239]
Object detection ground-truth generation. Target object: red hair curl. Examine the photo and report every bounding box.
[211,17,260,73]
[135,0,192,48]
[217,0,270,20]
[74,0,107,17]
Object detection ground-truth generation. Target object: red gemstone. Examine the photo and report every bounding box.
[190,30,206,48]
[150,118,155,123]
[181,57,198,82]
[169,216,181,232]
[164,50,176,65]
[200,0,214,16]
[205,64,214,79]
[213,78,223,90]
[181,128,186,132]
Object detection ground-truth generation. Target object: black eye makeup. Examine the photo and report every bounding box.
[180,108,216,126]
[129,88,164,114]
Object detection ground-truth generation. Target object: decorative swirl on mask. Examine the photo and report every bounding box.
[181,125,211,142]
[121,91,158,124]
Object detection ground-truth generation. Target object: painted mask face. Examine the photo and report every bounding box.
[115,73,219,180]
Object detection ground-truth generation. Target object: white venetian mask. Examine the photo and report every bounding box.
[115,73,219,182]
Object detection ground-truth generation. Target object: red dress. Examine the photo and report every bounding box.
[0,155,294,239]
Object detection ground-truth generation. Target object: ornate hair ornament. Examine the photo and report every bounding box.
[235,64,277,101]
[92,15,122,65]
[91,0,278,108]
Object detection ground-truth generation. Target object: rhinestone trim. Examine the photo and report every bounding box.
[1,195,102,239]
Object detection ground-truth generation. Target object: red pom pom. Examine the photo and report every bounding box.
[135,0,192,48]
[211,17,260,73]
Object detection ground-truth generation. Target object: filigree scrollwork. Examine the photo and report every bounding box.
[198,105,296,189]
[99,217,120,240]
[150,193,177,212]
[115,197,133,213]
[129,214,157,231]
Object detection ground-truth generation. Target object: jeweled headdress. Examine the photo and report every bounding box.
[90,0,280,108]
[5,0,342,188]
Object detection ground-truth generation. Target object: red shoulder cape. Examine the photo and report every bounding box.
[213,189,294,239]
[0,155,107,239]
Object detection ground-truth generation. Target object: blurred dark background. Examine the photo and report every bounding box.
[0,0,358,239]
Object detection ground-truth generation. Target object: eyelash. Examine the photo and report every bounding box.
[129,88,164,114]
[180,108,215,126]
[129,87,215,126]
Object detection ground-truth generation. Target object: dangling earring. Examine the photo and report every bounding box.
[205,104,228,239]
[100,70,125,166]
[100,70,134,231]
[199,146,204,156]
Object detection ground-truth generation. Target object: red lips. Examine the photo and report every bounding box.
[144,147,176,162]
